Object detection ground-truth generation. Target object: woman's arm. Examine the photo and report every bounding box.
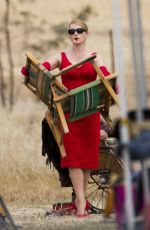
[94,53,119,94]
[21,53,61,76]
[43,53,62,83]
[45,53,61,70]
[94,53,110,77]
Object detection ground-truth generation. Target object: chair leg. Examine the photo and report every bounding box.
[55,102,69,134]
[91,61,120,108]
[45,111,67,158]
[50,82,69,134]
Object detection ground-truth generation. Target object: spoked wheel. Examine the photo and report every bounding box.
[86,146,123,212]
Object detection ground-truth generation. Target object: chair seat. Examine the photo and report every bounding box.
[69,80,100,121]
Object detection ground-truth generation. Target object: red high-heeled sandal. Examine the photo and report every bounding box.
[85,200,90,211]
[74,200,90,218]
[72,201,77,210]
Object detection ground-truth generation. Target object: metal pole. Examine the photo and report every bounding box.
[112,1,135,229]
[127,0,147,121]
[109,30,115,72]
[127,0,149,209]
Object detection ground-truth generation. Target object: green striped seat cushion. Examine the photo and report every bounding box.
[69,80,100,121]
[26,63,52,102]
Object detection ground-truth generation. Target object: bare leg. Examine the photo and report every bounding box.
[69,168,86,214]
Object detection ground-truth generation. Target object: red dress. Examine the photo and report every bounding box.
[60,52,100,169]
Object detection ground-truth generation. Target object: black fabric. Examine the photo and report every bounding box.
[41,118,72,187]
[128,109,150,121]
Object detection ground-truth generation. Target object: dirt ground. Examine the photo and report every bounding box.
[6,205,117,230]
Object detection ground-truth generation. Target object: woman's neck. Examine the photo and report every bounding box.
[69,45,89,62]
[71,44,86,54]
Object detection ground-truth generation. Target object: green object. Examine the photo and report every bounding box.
[69,80,100,121]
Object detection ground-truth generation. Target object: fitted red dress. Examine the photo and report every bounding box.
[60,52,100,170]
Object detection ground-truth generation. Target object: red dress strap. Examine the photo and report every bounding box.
[60,52,70,70]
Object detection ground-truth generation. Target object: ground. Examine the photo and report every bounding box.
[8,205,117,230]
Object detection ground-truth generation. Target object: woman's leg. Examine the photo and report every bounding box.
[69,168,86,214]
[83,169,91,211]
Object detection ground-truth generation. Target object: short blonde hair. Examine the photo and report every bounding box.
[68,19,88,32]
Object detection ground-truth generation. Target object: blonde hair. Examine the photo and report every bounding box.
[68,19,88,32]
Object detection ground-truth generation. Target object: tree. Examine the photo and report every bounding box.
[4,0,15,110]
[0,42,6,107]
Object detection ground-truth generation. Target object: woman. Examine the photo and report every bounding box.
[21,18,111,217]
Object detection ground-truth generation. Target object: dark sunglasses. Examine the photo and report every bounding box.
[68,28,87,35]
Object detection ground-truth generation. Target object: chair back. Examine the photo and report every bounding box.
[24,53,53,105]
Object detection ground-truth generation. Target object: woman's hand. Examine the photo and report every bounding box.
[114,83,120,95]
[100,130,108,141]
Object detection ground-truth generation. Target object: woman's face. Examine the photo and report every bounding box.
[68,23,88,45]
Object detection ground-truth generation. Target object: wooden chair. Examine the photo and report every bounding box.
[23,52,120,158]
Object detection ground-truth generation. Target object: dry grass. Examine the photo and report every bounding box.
[0,99,73,206]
